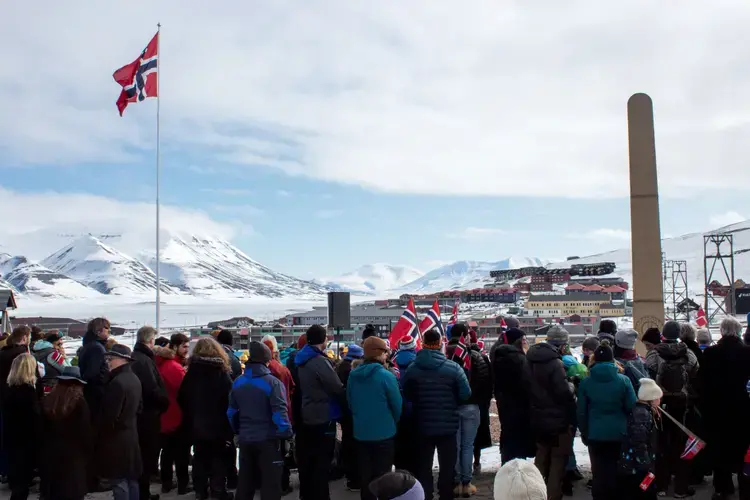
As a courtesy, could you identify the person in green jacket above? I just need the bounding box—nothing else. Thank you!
[577,344,636,500]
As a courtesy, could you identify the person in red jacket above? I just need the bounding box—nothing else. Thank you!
[155,333,190,494]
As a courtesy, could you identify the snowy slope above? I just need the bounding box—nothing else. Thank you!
[140,235,327,299]
[42,236,179,296]
[0,255,101,299]
[318,264,424,294]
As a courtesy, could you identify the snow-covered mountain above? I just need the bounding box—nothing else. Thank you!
[0,255,101,299]
[42,236,179,297]
[318,264,424,294]
[140,235,326,299]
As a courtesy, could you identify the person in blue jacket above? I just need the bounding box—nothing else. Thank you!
[228,341,292,500]
[347,336,402,500]
[577,344,636,500]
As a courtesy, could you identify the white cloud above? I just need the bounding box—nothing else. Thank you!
[567,229,632,241]
[3,2,750,196]
[0,186,238,260]
[276,190,292,197]
[448,227,506,240]
[314,209,344,219]
[201,188,253,196]
[210,204,264,217]
[709,211,746,228]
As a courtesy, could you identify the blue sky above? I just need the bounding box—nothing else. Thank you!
[1,1,749,279]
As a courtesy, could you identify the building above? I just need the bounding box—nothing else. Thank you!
[207,316,255,329]
[9,316,126,338]
[525,293,610,318]
[568,277,629,289]
[599,303,626,318]
[289,304,407,328]
[400,288,519,306]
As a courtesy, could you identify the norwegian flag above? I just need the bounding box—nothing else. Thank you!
[388,298,419,350]
[477,334,487,352]
[114,32,159,116]
[681,435,706,460]
[449,300,459,325]
[419,300,445,338]
[500,317,509,343]
[453,333,471,370]
[696,307,708,328]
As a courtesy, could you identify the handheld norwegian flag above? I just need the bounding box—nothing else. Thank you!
[681,435,706,460]
[449,300,459,325]
[477,334,486,352]
[696,307,708,328]
[114,32,159,116]
[419,300,445,338]
[453,333,471,370]
[388,298,418,350]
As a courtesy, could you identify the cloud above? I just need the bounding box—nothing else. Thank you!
[276,190,292,197]
[448,227,506,240]
[3,2,750,197]
[0,186,238,260]
[709,211,746,228]
[314,209,344,219]
[567,228,632,241]
[201,188,253,196]
[210,204,264,217]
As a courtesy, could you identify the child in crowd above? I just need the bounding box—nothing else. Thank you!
[369,470,424,500]
[493,459,547,500]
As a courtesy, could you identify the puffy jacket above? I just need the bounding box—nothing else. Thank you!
[295,345,344,425]
[78,333,109,412]
[267,359,294,425]
[221,344,242,380]
[645,341,699,400]
[467,348,493,406]
[619,402,658,475]
[577,361,636,443]
[228,363,292,443]
[402,349,471,437]
[493,343,536,458]
[130,342,169,438]
[527,342,576,436]
[347,361,402,441]
[178,356,234,443]
[615,351,649,394]
[155,346,185,434]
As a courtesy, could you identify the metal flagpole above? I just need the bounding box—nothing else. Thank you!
[155,22,161,332]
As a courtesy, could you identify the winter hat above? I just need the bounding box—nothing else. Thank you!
[638,378,663,402]
[45,333,62,344]
[261,334,279,353]
[248,341,272,364]
[216,330,234,347]
[546,325,569,347]
[363,336,389,360]
[469,330,478,344]
[57,366,86,384]
[599,319,618,336]
[581,336,600,352]
[306,325,327,345]
[615,328,638,351]
[696,328,712,346]
[493,459,547,500]
[504,328,525,346]
[642,327,662,345]
[297,334,307,349]
[662,320,681,341]
[361,324,377,341]
[398,335,417,351]
[105,344,133,361]
[504,316,521,329]
[345,344,364,360]
[593,344,614,363]
[423,329,443,350]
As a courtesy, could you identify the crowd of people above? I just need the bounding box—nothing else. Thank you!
[0,313,747,500]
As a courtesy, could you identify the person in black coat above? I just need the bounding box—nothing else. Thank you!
[96,346,143,500]
[467,336,493,472]
[215,331,241,490]
[2,353,41,500]
[0,326,32,403]
[492,328,535,465]
[40,367,93,500]
[336,344,364,491]
[178,338,234,500]
[130,327,170,500]
[77,317,112,419]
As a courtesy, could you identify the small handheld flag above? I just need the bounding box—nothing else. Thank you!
[419,300,445,338]
[453,333,471,370]
[680,436,706,460]
[388,298,418,350]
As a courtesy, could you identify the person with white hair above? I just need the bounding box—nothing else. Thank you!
[700,316,750,499]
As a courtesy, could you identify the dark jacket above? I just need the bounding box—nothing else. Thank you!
[95,364,143,480]
[287,352,302,429]
[222,344,243,381]
[35,343,66,393]
[577,361,636,443]
[467,348,493,406]
[614,348,650,394]
[402,349,471,437]
[78,333,109,413]
[347,361,402,441]
[527,342,576,437]
[131,342,169,439]
[178,356,234,443]
[40,397,93,500]
[228,363,292,444]
[2,383,41,449]
[493,343,535,458]
[336,358,355,421]
[619,402,659,475]
[294,345,344,425]
[682,338,703,367]
[646,341,699,403]
[0,344,29,403]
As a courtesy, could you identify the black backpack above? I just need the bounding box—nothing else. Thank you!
[656,356,688,398]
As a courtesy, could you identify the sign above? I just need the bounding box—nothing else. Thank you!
[735,288,750,315]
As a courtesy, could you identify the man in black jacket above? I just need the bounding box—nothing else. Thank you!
[78,317,112,419]
[216,330,242,489]
[0,325,31,403]
[131,326,170,500]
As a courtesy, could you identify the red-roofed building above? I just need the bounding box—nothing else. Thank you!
[565,283,585,293]
[602,285,627,300]
[582,284,605,293]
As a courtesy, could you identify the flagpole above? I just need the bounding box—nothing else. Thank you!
[155,22,161,332]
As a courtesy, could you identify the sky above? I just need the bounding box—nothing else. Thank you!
[1,0,749,280]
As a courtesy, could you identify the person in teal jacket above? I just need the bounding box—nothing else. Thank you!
[347,336,402,500]
[577,344,636,500]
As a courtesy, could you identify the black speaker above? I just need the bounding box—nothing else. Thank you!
[328,292,351,329]
[735,288,750,315]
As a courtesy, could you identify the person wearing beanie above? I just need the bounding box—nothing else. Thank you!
[577,343,636,500]
[401,329,470,500]
[362,324,377,342]
[216,330,242,381]
[493,459,547,500]
[525,325,577,500]
[641,328,661,350]
[393,337,418,476]
[618,378,662,500]
[347,337,402,500]
[581,336,600,367]
[294,325,344,500]
[468,331,494,476]
[491,328,535,465]
[597,319,618,344]
[337,342,365,491]
[613,328,648,393]
[369,470,424,500]
[700,316,750,499]
[228,341,292,500]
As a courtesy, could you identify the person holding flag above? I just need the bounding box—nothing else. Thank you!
[388,299,419,350]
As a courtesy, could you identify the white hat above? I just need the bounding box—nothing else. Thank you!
[494,459,547,500]
[637,378,663,402]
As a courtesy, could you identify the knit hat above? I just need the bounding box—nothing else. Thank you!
[261,334,279,353]
[546,325,569,347]
[581,336,600,352]
[638,378,663,402]
[504,328,525,346]
[398,335,417,351]
[306,325,327,345]
[494,459,547,500]
[56,366,86,384]
[423,329,443,350]
[105,344,133,361]
[642,327,662,345]
[248,341,272,364]
[361,324,377,341]
[594,344,614,363]
[363,336,389,360]
[615,328,638,350]
[599,319,618,336]
[345,344,364,360]
[505,316,521,329]
[662,320,681,341]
